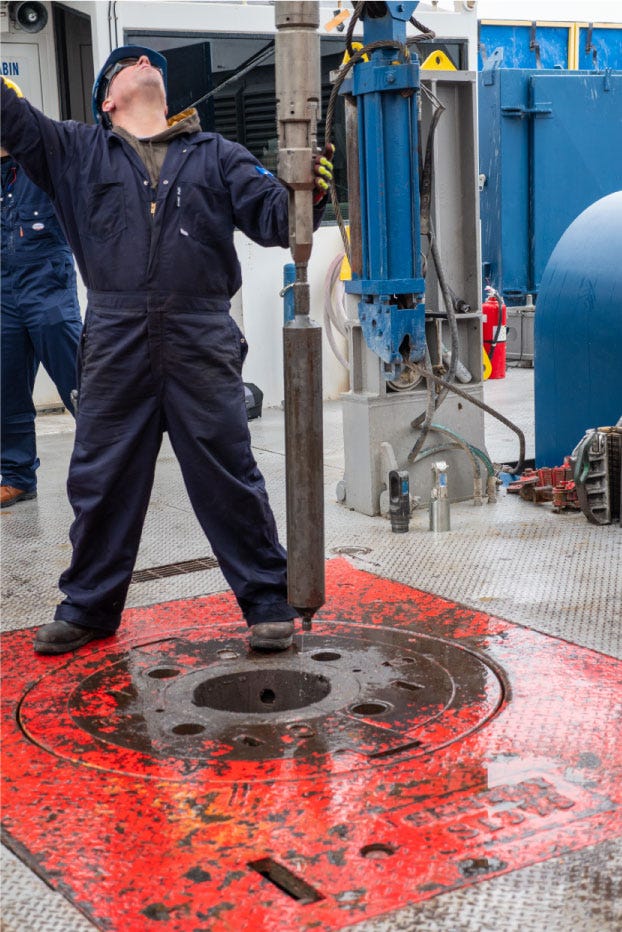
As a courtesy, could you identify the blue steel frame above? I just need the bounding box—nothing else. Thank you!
[342,2,426,377]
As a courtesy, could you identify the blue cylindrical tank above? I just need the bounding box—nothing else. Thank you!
[535,191,622,466]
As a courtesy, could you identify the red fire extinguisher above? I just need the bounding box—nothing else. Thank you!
[482,288,507,379]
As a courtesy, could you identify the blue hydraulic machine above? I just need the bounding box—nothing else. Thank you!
[335,2,488,516]
[341,1,426,379]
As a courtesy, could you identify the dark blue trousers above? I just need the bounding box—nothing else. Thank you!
[1,254,82,492]
[54,292,295,631]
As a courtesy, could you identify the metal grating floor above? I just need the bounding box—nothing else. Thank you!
[1,367,621,931]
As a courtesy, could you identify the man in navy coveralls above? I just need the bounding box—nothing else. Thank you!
[1,48,332,654]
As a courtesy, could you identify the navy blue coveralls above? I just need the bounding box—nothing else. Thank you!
[1,155,81,494]
[1,83,323,632]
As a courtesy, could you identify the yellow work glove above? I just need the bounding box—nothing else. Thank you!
[313,143,335,204]
[2,77,24,97]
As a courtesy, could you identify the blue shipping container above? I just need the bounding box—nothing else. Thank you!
[479,62,622,305]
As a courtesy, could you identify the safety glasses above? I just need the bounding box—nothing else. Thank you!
[105,57,164,93]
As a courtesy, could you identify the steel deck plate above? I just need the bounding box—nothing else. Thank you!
[2,559,620,931]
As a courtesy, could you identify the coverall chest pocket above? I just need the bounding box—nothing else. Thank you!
[179,183,233,244]
[17,204,56,228]
[85,182,127,240]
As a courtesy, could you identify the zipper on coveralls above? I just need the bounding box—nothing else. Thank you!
[1,164,18,255]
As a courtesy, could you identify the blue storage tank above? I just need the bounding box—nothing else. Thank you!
[535,191,622,466]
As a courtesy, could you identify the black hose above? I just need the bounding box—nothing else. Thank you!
[406,360,526,474]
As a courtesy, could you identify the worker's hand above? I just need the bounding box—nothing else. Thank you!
[2,77,24,98]
[313,144,335,204]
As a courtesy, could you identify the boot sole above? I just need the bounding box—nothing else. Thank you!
[249,635,293,651]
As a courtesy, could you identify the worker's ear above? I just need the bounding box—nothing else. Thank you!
[101,97,115,117]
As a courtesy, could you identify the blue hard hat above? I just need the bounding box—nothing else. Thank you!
[92,45,168,127]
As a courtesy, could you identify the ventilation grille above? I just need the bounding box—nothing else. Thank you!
[131,557,219,583]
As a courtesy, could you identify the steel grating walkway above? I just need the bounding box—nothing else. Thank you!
[1,368,621,931]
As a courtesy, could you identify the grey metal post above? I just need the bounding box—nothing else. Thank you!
[275,2,325,629]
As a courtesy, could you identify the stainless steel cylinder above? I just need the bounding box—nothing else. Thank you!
[429,461,451,532]
[429,498,451,532]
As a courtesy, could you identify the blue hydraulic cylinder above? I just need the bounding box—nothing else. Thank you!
[342,2,425,377]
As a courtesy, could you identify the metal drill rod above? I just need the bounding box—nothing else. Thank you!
[275,1,320,265]
[283,271,324,630]
[276,2,325,629]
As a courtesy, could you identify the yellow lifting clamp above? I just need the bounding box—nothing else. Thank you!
[421,50,457,71]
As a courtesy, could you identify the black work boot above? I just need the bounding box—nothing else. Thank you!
[34,620,113,655]
[249,621,295,651]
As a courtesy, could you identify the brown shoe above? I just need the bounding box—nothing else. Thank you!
[0,485,37,508]
[34,620,113,655]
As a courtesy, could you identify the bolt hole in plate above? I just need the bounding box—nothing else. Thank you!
[350,701,392,717]
[18,624,506,780]
[171,723,205,736]
[360,843,396,859]
[216,649,239,660]
[286,723,315,736]
[235,734,264,747]
[311,651,342,661]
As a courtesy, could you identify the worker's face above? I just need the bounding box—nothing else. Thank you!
[102,55,166,116]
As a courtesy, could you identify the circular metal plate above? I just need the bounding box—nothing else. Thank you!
[19,620,505,782]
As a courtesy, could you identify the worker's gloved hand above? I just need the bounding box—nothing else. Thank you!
[2,77,24,97]
[313,144,335,204]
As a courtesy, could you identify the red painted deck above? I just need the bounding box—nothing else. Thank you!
[2,559,620,930]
